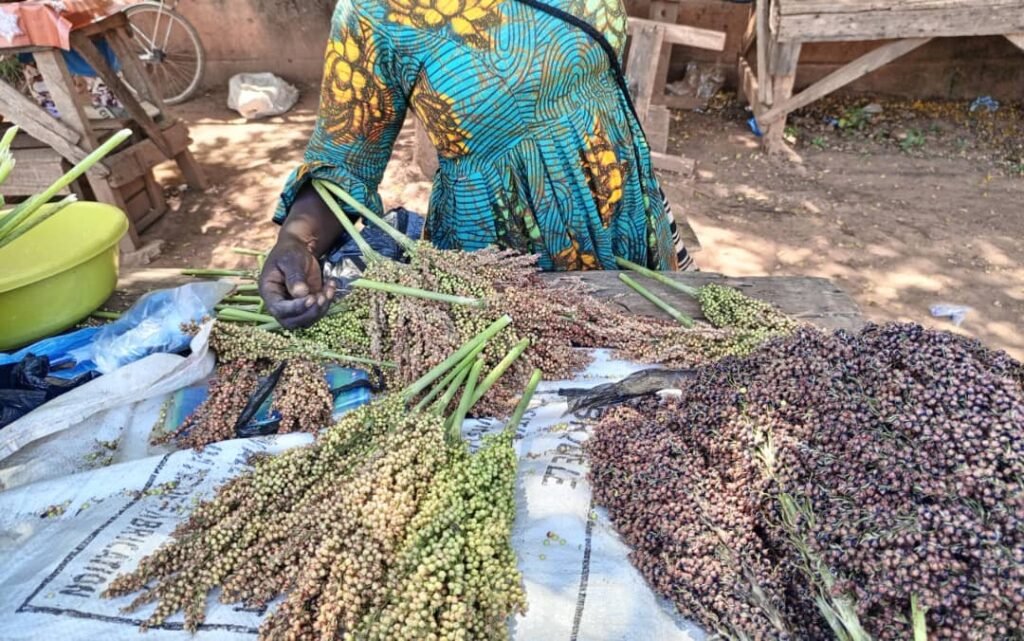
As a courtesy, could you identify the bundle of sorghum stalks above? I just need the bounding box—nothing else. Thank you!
[294,180,803,415]
[588,323,1024,640]
[106,320,541,641]
[154,322,356,449]
[611,258,800,366]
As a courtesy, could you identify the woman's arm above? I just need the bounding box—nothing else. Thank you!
[260,3,410,328]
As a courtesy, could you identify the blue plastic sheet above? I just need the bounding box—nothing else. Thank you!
[0,327,100,380]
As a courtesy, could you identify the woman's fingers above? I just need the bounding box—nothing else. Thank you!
[259,239,334,329]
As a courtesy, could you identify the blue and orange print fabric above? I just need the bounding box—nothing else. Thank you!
[273,0,679,271]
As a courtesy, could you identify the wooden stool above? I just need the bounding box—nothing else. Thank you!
[0,12,206,251]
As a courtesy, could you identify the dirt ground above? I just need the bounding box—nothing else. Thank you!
[146,86,1024,360]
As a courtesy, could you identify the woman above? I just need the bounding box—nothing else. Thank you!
[260,0,694,329]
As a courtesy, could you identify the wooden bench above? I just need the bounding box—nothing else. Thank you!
[739,0,1024,153]
[0,12,207,250]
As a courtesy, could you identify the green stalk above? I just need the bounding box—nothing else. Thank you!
[255,255,266,312]
[316,348,394,369]
[233,283,260,293]
[216,304,261,312]
[401,315,512,401]
[615,256,700,298]
[312,180,381,262]
[504,368,543,434]
[415,341,486,412]
[0,128,132,240]
[619,273,695,328]
[223,295,264,304]
[431,357,475,416]
[0,195,77,250]
[471,338,530,406]
[230,247,266,256]
[217,308,276,323]
[183,268,251,278]
[911,595,928,641]
[91,310,122,320]
[255,321,282,331]
[352,279,484,308]
[1,125,19,151]
[317,180,417,254]
[447,358,485,442]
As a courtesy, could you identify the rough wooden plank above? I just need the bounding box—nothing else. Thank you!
[756,0,771,104]
[1006,32,1024,51]
[627,17,726,51]
[2,148,69,195]
[675,216,702,253]
[113,268,863,332]
[651,152,695,176]
[174,147,208,190]
[758,38,931,126]
[770,41,802,76]
[106,121,192,188]
[742,6,757,55]
[763,71,797,153]
[779,0,1024,16]
[0,82,98,172]
[413,118,439,180]
[70,30,174,159]
[106,28,169,115]
[648,0,680,104]
[777,6,1024,42]
[540,271,864,331]
[626,23,664,126]
[652,94,707,110]
[645,105,670,154]
[737,58,764,117]
[32,50,99,148]
[30,49,131,226]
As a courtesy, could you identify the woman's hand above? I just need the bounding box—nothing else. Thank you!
[259,182,344,329]
[259,234,336,329]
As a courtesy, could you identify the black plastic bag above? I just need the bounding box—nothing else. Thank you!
[0,354,99,429]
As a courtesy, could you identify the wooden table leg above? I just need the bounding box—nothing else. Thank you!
[625,23,665,129]
[69,30,173,158]
[32,50,139,248]
[107,28,206,189]
[106,28,168,115]
[0,80,96,171]
[174,147,208,190]
[762,42,801,154]
[648,0,679,107]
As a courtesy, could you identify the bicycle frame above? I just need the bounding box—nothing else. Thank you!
[125,0,182,60]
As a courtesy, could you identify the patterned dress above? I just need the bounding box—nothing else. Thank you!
[274,0,680,271]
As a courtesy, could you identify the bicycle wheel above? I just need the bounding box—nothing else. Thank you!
[122,3,206,105]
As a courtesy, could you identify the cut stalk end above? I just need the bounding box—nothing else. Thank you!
[618,273,695,328]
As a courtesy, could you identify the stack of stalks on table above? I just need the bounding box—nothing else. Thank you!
[105,319,543,641]
[587,321,1024,640]
[189,180,802,419]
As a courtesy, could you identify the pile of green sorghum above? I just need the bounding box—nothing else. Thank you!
[588,323,1024,640]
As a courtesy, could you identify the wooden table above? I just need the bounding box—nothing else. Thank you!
[739,0,1024,153]
[0,12,207,250]
[112,268,864,332]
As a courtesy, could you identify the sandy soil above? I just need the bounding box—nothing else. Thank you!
[145,87,1024,360]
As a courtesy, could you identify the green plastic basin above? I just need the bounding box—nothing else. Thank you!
[0,202,128,351]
